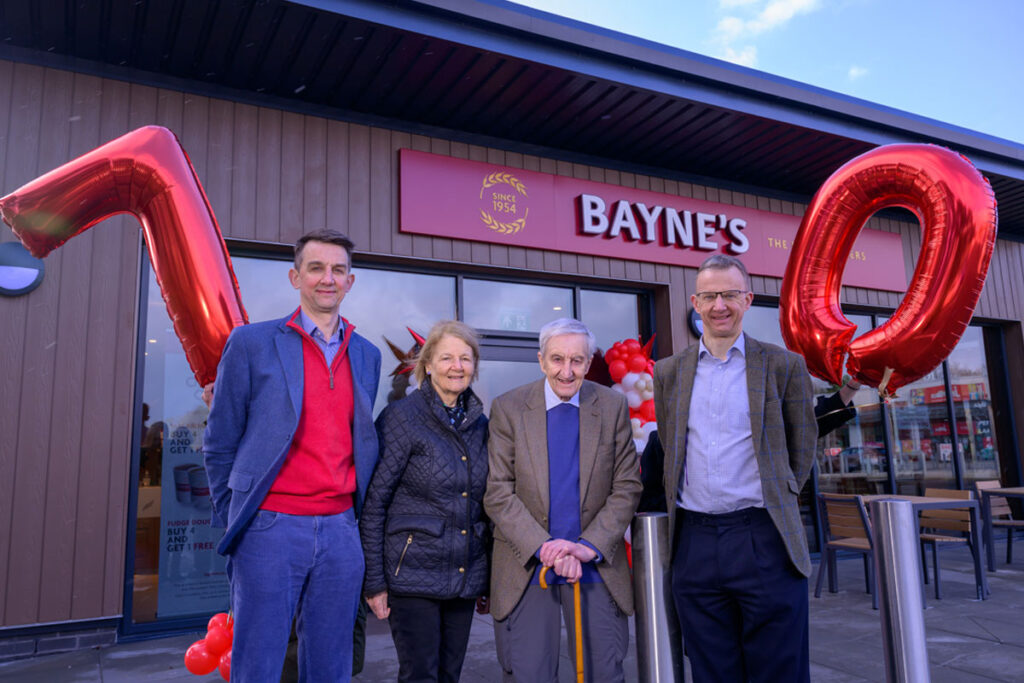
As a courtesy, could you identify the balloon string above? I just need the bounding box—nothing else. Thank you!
[816,399,889,424]
[877,367,894,402]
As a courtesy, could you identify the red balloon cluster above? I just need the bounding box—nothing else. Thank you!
[185,612,233,679]
[604,336,657,438]
[605,338,654,385]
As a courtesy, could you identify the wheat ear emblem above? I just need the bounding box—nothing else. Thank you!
[479,172,528,236]
[479,172,528,197]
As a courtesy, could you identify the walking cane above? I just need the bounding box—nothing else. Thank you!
[539,566,584,683]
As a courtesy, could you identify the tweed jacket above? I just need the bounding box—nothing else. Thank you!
[360,383,490,600]
[484,379,642,621]
[653,335,817,576]
[203,312,381,555]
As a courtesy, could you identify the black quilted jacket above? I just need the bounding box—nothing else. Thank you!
[360,382,490,600]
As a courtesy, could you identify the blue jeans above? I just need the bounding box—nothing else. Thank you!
[227,508,363,683]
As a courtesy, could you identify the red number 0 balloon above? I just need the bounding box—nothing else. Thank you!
[0,125,247,386]
[780,144,997,394]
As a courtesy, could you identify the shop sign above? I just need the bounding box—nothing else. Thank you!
[911,382,989,405]
[399,149,908,291]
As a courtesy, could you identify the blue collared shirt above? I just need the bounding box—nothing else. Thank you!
[298,309,344,366]
[678,333,764,513]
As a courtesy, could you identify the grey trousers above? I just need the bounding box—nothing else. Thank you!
[493,582,628,683]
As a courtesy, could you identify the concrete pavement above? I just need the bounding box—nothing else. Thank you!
[2,540,1023,682]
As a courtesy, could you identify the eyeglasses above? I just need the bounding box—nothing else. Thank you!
[694,289,749,304]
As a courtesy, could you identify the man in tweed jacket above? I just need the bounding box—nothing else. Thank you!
[653,254,817,683]
[485,319,641,682]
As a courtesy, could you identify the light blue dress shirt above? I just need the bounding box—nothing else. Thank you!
[678,333,765,513]
[298,309,344,366]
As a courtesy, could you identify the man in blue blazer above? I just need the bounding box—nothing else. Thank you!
[204,230,381,682]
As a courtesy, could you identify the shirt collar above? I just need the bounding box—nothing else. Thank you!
[543,377,580,410]
[698,332,746,361]
[298,308,343,342]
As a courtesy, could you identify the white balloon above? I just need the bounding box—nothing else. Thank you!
[621,372,640,390]
[612,383,625,394]
[641,421,658,436]
[626,390,643,408]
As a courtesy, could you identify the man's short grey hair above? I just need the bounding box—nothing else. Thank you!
[538,318,597,357]
[697,253,751,290]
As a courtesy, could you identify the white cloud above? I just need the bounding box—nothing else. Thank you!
[711,0,821,67]
[749,0,820,35]
[723,45,758,67]
[848,65,868,80]
[715,16,746,42]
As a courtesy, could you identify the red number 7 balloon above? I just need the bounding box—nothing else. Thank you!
[780,144,997,395]
[0,125,247,386]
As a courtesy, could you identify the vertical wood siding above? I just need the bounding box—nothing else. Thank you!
[1,59,1022,627]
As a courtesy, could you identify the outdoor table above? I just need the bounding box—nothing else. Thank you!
[979,486,1024,572]
[863,494,989,601]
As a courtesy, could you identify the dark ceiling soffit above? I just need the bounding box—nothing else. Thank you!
[291,0,1024,179]
[0,42,815,208]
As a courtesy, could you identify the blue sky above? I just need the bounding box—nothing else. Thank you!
[510,0,1024,145]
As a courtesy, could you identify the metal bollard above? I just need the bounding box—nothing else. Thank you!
[871,499,930,683]
[632,512,684,683]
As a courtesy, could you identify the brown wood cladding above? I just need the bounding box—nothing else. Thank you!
[1,59,1023,627]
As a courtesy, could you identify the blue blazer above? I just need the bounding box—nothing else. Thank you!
[203,312,381,555]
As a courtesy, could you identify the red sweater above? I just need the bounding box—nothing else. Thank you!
[260,314,356,515]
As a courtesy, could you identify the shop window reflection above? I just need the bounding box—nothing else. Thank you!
[133,259,227,624]
[890,366,956,493]
[580,289,639,352]
[342,268,456,413]
[947,327,1000,486]
[463,278,572,332]
[811,314,881,495]
[475,359,544,415]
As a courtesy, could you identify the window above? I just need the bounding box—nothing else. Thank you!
[742,301,1006,554]
[463,278,571,332]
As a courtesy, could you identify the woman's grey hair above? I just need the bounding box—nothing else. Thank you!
[538,318,597,357]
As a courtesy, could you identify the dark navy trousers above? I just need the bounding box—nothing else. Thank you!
[671,507,809,683]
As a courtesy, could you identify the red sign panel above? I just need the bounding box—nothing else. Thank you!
[399,149,908,291]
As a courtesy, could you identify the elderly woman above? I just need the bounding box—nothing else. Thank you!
[360,320,489,683]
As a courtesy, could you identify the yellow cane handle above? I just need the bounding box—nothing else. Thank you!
[539,565,551,590]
